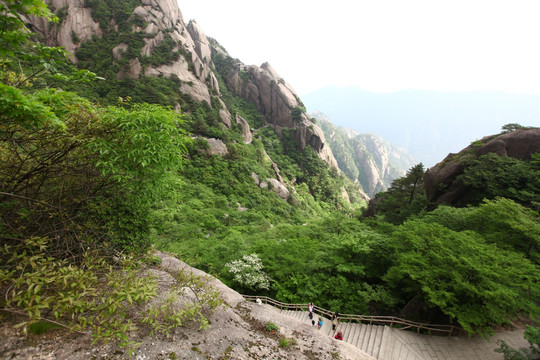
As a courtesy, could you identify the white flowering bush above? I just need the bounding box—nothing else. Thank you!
[225,254,271,290]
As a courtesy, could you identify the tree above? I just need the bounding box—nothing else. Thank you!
[421,198,540,264]
[225,254,271,292]
[369,163,427,224]
[458,153,540,209]
[0,0,55,57]
[501,123,532,133]
[384,220,540,335]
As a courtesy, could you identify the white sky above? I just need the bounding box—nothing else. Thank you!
[178,0,540,96]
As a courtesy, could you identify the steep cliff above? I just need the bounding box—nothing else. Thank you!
[24,0,338,172]
[212,51,339,170]
[315,111,417,197]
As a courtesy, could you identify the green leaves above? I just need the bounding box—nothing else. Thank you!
[0,84,64,129]
[0,0,56,57]
[1,238,222,353]
[458,153,540,209]
[385,219,540,335]
[92,103,187,180]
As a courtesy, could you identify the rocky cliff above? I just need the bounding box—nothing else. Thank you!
[213,54,339,170]
[315,111,417,197]
[424,127,540,205]
[25,0,338,172]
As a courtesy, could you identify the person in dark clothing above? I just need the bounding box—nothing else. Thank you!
[331,312,339,331]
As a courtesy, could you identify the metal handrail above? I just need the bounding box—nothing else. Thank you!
[243,295,465,336]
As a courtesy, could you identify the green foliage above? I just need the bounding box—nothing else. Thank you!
[0,237,223,354]
[384,220,540,335]
[27,321,62,335]
[279,336,294,348]
[0,0,56,57]
[292,106,305,121]
[501,123,532,133]
[142,34,181,67]
[458,153,540,209]
[1,88,189,254]
[421,198,540,265]
[265,321,279,332]
[88,102,189,251]
[0,83,64,128]
[369,163,427,223]
[85,0,142,31]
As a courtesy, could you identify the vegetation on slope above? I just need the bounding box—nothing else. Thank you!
[0,2,538,356]
[0,1,221,353]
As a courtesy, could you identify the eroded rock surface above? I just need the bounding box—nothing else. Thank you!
[0,253,374,360]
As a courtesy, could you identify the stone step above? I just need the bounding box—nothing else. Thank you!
[355,324,367,348]
[277,309,528,360]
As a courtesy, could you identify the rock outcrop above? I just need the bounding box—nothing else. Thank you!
[217,60,339,169]
[201,137,229,157]
[1,252,374,360]
[24,0,101,61]
[24,0,340,188]
[235,114,253,144]
[267,178,290,201]
[27,0,227,119]
[424,128,540,205]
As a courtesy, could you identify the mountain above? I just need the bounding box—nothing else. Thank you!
[25,0,338,168]
[4,2,539,353]
[22,0,355,203]
[314,111,417,197]
[302,85,540,166]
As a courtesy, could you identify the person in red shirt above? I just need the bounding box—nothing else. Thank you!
[334,330,343,340]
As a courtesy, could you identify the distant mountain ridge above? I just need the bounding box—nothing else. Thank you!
[314,111,417,197]
[302,86,540,166]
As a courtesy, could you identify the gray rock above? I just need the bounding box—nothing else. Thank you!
[112,43,128,61]
[0,252,376,359]
[219,60,339,170]
[204,138,228,157]
[235,114,252,144]
[251,172,260,185]
[267,178,290,200]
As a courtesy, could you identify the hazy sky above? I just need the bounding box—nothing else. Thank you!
[178,0,540,96]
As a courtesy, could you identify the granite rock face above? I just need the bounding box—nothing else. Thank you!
[424,128,540,205]
[28,0,222,110]
[235,114,253,144]
[316,112,416,198]
[24,0,101,62]
[218,61,339,169]
[1,252,374,360]
[24,0,340,192]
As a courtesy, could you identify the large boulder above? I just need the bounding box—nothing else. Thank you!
[424,128,540,205]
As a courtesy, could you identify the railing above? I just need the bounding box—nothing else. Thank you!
[243,295,465,336]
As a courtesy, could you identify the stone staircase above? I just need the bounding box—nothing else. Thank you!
[280,310,528,360]
[281,309,386,359]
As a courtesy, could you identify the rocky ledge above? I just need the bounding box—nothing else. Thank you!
[0,252,373,360]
